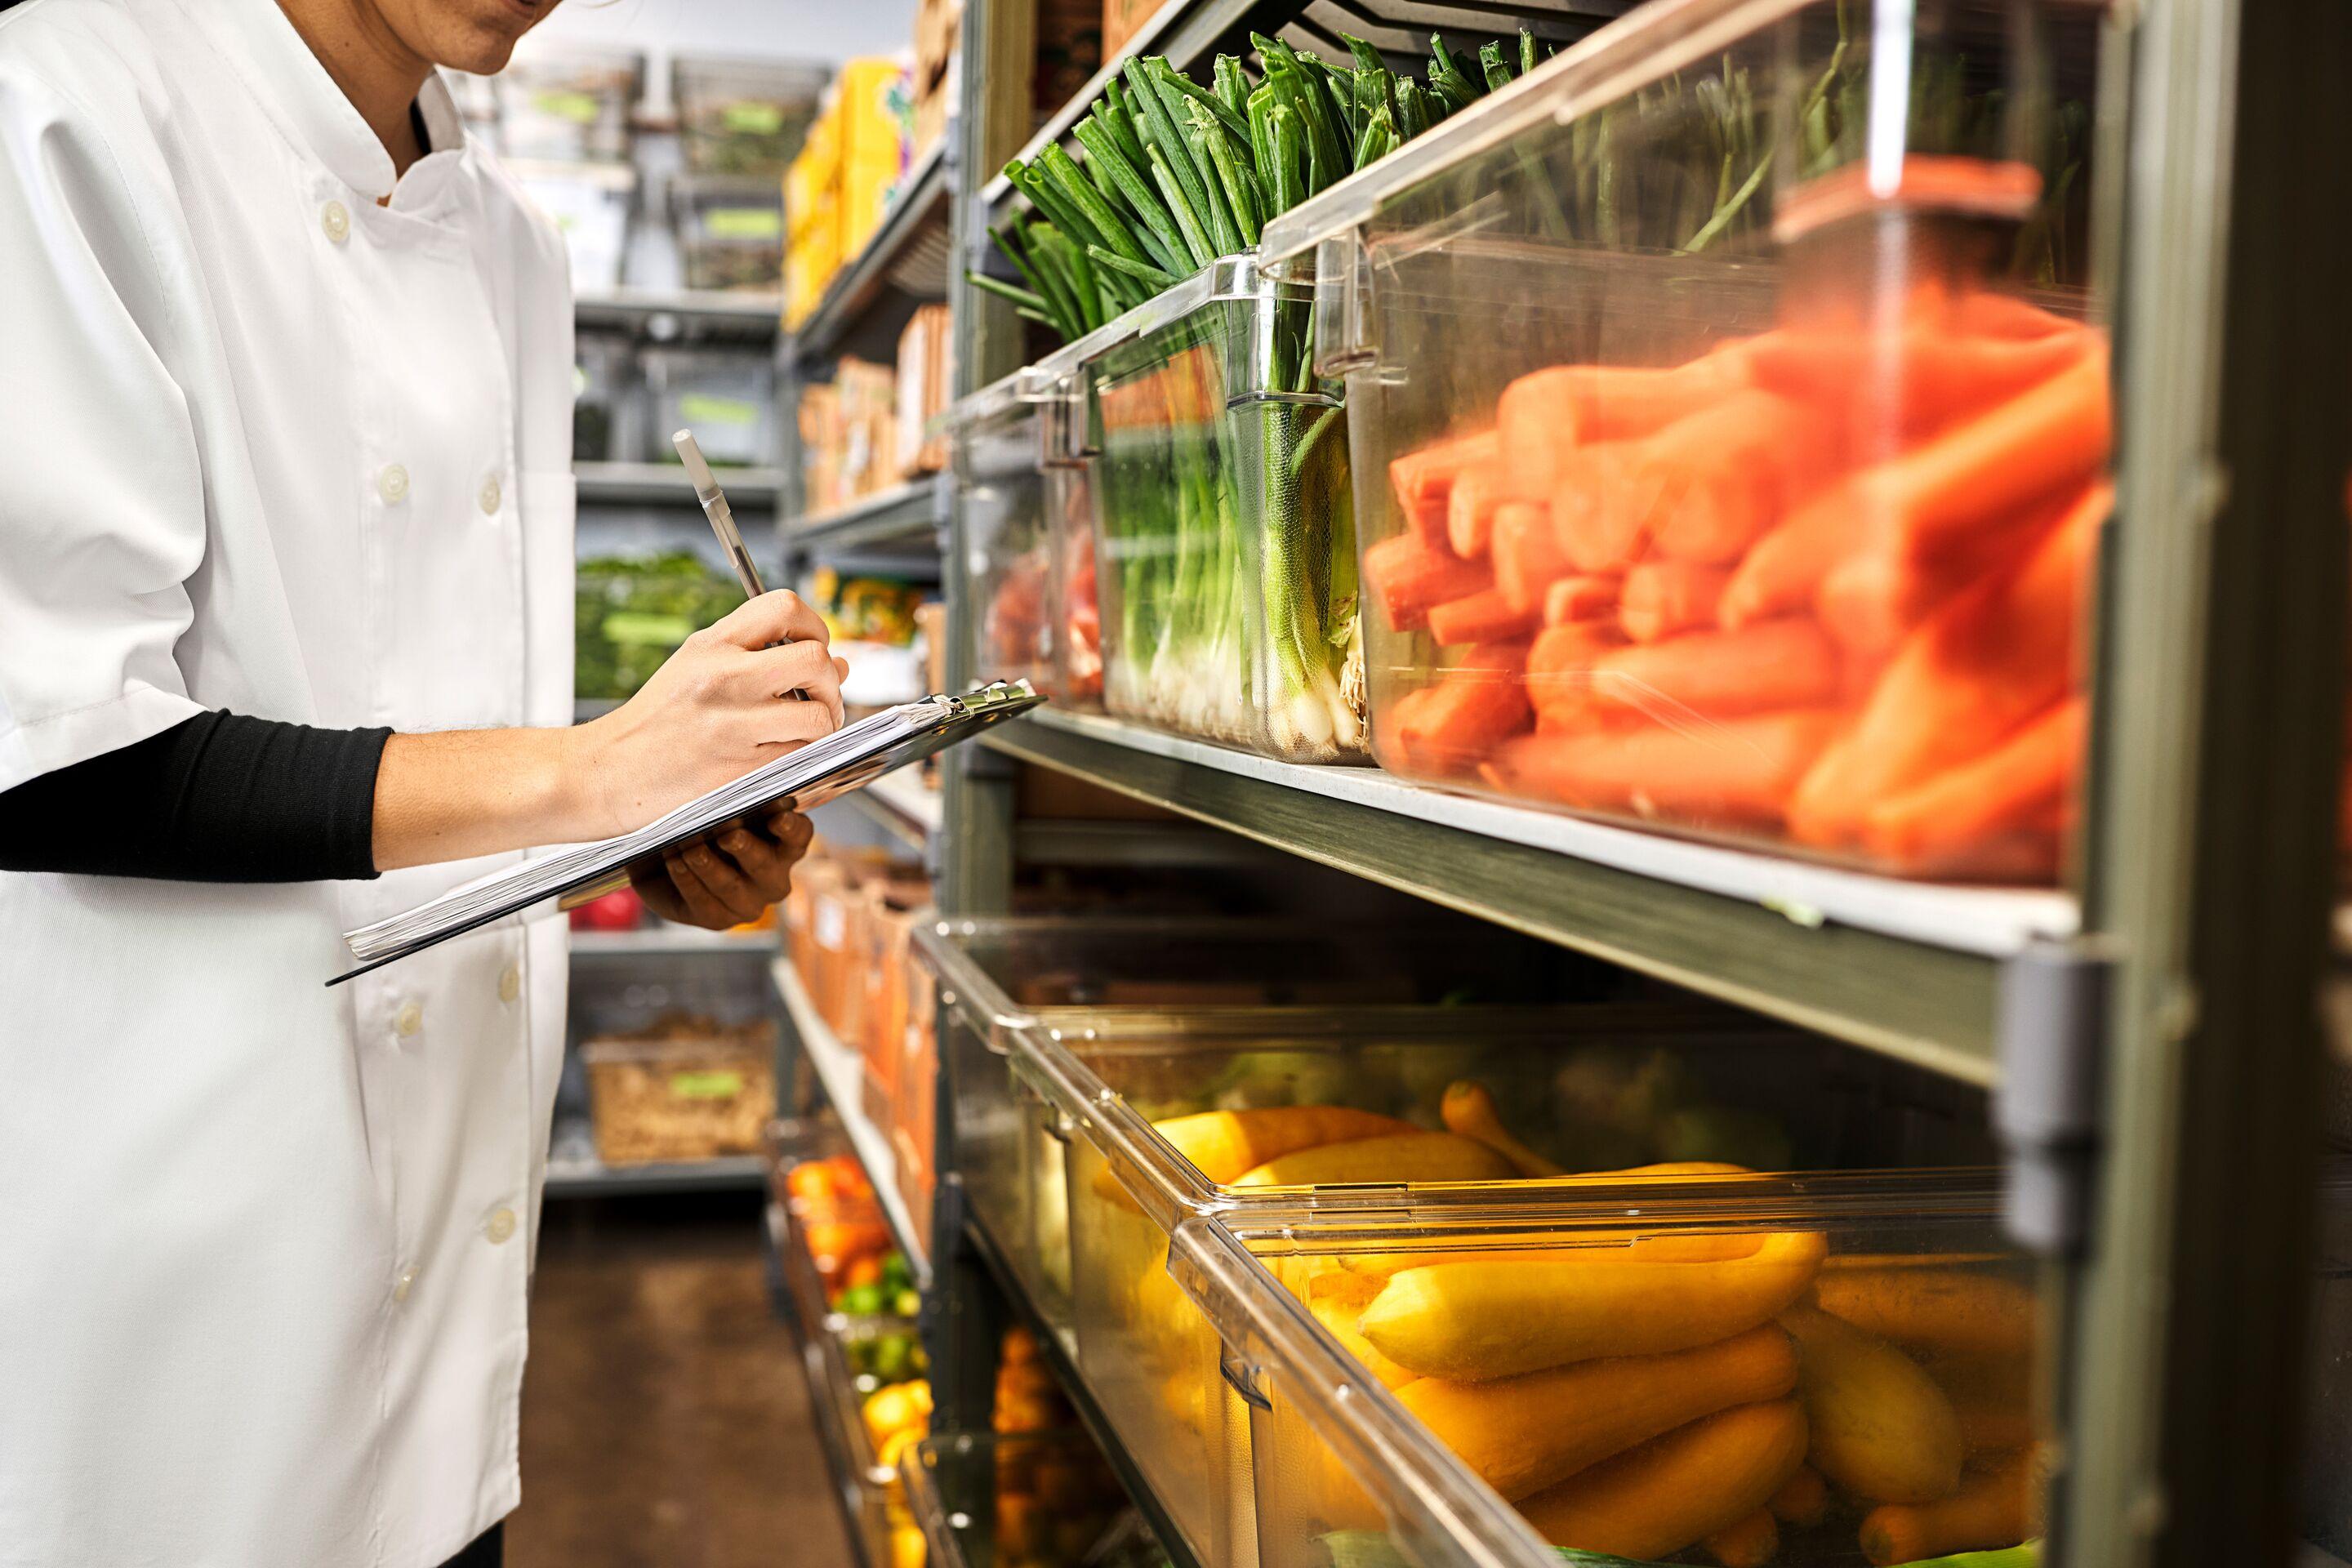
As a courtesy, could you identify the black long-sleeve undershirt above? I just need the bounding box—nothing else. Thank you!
[0,710,390,881]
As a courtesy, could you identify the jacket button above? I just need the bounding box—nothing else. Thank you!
[479,474,502,515]
[485,1207,518,1245]
[378,463,409,504]
[393,999,423,1038]
[393,1267,416,1303]
[498,962,522,1004]
[322,200,350,243]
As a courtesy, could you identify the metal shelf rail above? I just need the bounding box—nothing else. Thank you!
[987,706,2053,1084]
[542,1153,766,1200]
[785,476,942,556]
[775,958,933,1290]
[575,460,784,510]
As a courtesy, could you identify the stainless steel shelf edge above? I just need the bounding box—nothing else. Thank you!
[838,768,945,854]
[568,927,780,960]
[542,1153,767,1198]
[577,460,784,509]
[786,476,942,554]
[791,140,951,367]
[960,1214,1207,1568]
[575,287,782,333]
[987,708,2025,1082]
[776,957,933,1288]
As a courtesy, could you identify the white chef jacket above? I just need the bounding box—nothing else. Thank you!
[0,0,575,1563]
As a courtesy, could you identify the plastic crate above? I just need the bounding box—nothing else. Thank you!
[581,1019,776,1165]
[673,55,826,177]
[495,47,638,163]
[1168,1170,2044,1568]
[1081,256,1365,762]
[1254,0,2104,881]
[643,344,777,468]
[902,1430,1170,1568]
[672,174,787,294]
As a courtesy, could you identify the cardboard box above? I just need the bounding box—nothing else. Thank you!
[1035,0,1102,120]
[1101,0,1169,63]
[893,304,953,479]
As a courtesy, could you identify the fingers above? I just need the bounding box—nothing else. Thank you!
[743,638,846,730]
[764,807,816,853]
[708,589,829,651]
[665,843,766,927]
[715,822,802,904]
[626,860,693,924]
[748,697,840,751]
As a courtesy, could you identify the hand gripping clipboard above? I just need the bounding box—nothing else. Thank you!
[330,681,1043,985]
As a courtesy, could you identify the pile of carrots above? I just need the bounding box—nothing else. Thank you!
[1364,278,2109,880]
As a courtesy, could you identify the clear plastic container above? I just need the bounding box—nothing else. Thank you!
[581,1020,777,1165]
[1167,1170,2044,1568]
[1082,256,1365,762]
[902,1430,1171,1568]
[948,326,1128,705]
[1255,0,2105,880]
[672,174,787,294]
[673,56,826,177]
[572,331,634,462]
[494,48,639,163]
[642,345,776,468]
[911,914,1994,1567]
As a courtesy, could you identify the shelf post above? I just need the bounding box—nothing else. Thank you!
[2056,0,2352,1562]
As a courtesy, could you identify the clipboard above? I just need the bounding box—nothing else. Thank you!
[331,680,1043,984]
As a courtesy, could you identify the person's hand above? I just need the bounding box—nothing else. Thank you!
[564,590,848,840]
[630,806,815,930]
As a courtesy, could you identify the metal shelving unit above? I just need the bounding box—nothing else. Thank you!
[575,459,784,509]
[785,476,942,556]
[543,1153,766,1199]
[568,927,779,960]
[574,286,782,336]
[759,0,2352,1562]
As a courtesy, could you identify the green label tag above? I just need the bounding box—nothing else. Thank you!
[723,102,786,135]
[670,1070,745,1100]
[679,392,758,427]
[603,611,696,648]
[534,89,602,125]
[706,206,783,239]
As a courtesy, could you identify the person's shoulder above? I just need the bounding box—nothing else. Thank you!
[467,141,572,288]
[0,0,176,155]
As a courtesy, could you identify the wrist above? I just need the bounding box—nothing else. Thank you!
[546,719,616,843]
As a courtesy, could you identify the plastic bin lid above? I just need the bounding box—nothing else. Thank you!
[1255,0,1815,269]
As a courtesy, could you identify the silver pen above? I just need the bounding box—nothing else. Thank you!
[673,428,808,703]
[672,429,766,598]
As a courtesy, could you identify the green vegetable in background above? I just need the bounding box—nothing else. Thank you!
[575,551,740,701]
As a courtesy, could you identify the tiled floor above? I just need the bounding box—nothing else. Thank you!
[508,1195,855,1568]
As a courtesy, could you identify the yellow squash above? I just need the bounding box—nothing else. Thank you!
[1516,1400,1810,1558]
[1361,1229,1827,1380]
[1814,1265,2039,1361]
[1309,1294,1420,1391]
[1783,1304,1964,1504]
[1233,1131,1520,1188]
[1395,1323,1798,1502]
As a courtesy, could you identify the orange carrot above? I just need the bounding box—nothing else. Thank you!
[1552,444,1651,574]
[1494,501,1579,613]
[1857,1449,2039,1566]
[1721,349,2111,630]
[1788,482,2109,848]
[1383,642,1531,774]
[1428,588,1544,646]
[1860,698,2085,874]
[1745,324,2094,447]
[1482,710,1845,826]
[1620,562,1733,644]
[1546,574,1622,626]
[1768,1463,1831,1528]
[1450,470,1508,560]
[1953,291,2083,341]
[1637,390,1842,568]
[1815,478,2088,660]
[1499,346,1755,496]
[1704,1508,1779,1568]
[1391,430,1499,507]
[1590,621,1844,724]
[1525,621,1625,731]
[1405,492,1450,549]
[1365,533,1493,633]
